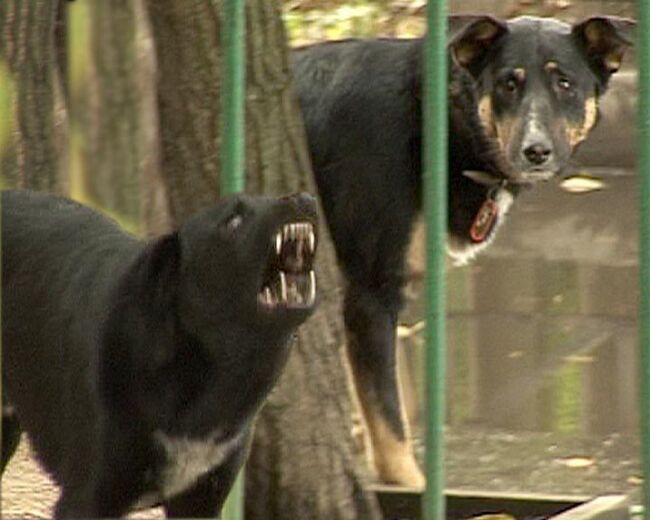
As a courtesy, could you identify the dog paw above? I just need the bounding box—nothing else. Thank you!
[374,449,425,489]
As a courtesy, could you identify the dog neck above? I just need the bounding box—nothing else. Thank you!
[447,170,516,266]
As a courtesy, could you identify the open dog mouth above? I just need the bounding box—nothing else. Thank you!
[258,222,317,310]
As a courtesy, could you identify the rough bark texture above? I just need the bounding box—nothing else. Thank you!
[144,1,381,518]
[0,0,66,191]
[144,0,222,223]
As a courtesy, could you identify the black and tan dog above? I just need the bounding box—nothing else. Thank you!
[1,190,318,518]
[292,15,634,486]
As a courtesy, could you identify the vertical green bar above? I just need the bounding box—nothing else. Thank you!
[639,0,650,515]
[220,0,246,195]
[220,0,245,519]
[423,2,448,520]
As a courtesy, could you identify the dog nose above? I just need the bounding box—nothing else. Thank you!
[523,143,552,165]
[285,192,316,207]
[282,192,318,215]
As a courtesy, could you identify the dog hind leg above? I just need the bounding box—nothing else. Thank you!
[344,287,424,488]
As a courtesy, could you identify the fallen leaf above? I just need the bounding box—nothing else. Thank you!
[558,457,595,468]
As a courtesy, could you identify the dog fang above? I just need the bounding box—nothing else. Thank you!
[275,232,282,255]
[280,271,288,302]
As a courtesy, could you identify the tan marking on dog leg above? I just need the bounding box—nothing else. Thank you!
[344,333,425,488]
[364,404,425,488]
[342,347,372,456]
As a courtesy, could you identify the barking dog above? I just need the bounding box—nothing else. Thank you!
[292,15,634,486]
[1,190,318,518]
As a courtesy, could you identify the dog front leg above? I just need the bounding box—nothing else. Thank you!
[163,441,248,519]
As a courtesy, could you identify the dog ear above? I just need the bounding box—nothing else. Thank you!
[99,233,182,387]
[573,16,636,83]
[141,233,181,313]
[449,15,508,77]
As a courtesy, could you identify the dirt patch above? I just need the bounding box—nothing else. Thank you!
[3,427,641,517]
[1,439,163,519]
[430,426,642,502]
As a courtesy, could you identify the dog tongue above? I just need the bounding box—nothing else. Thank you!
[470,198,498,243]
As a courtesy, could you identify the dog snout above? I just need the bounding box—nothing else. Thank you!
[522,141,552,166]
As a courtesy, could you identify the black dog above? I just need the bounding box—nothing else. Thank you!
[1,190,318,518]
[292,15,633,486]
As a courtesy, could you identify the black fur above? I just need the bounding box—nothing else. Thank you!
[291,15,633,485]
[1,190,318,518]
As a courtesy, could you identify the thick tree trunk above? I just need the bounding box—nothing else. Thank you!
[75,0,140,221]
[0,0,66,191]
[143,0,222,223]
[144,1,381,518]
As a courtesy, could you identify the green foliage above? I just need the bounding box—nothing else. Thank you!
[285,3,384,44]
[0,61,15,163]
[283,0,425,45]
[553,362,583,434]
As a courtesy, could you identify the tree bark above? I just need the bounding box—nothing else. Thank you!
[73,0,142,222]
[0,0,66,191]
[144,1,381,518]
[143,0,222,223]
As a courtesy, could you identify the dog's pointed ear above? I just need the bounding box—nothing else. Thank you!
[573,16,636,83]
[101,233,182,374]
[449,15,508,77]
[142,233,181,312]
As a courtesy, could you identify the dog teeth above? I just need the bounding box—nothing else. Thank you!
[308,229,315,253]
[308,270,316,305]
[280,271,287,302]
[275,232,282,255]
[258,286,275,307]
[260,270,316,309]
[278,222,316,260]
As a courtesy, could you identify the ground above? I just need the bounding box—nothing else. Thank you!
[441,426,641,502]
[2,427,641,518]
[1,440,162,519]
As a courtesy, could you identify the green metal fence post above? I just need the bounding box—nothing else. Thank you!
[639,0,650,515]
[220,0,246,195]
[423,2,448,520]
[220,0,246,519]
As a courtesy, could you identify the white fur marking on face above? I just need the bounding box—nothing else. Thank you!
[447,188,514,266]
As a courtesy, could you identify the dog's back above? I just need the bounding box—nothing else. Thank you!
[2,190,141,480]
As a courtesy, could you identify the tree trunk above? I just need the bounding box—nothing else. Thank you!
[68,0,162,230]
[144,1,381,518]
[81,0,139,220]
[0,0,67,191]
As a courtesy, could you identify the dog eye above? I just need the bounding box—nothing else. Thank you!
[557,77,573,91]
[499,74,521,95]
[504,78,518,92]
[225,214,243,232]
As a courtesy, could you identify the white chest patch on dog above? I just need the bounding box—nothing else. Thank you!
[447,188,514,266]
[135,429,245,509]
